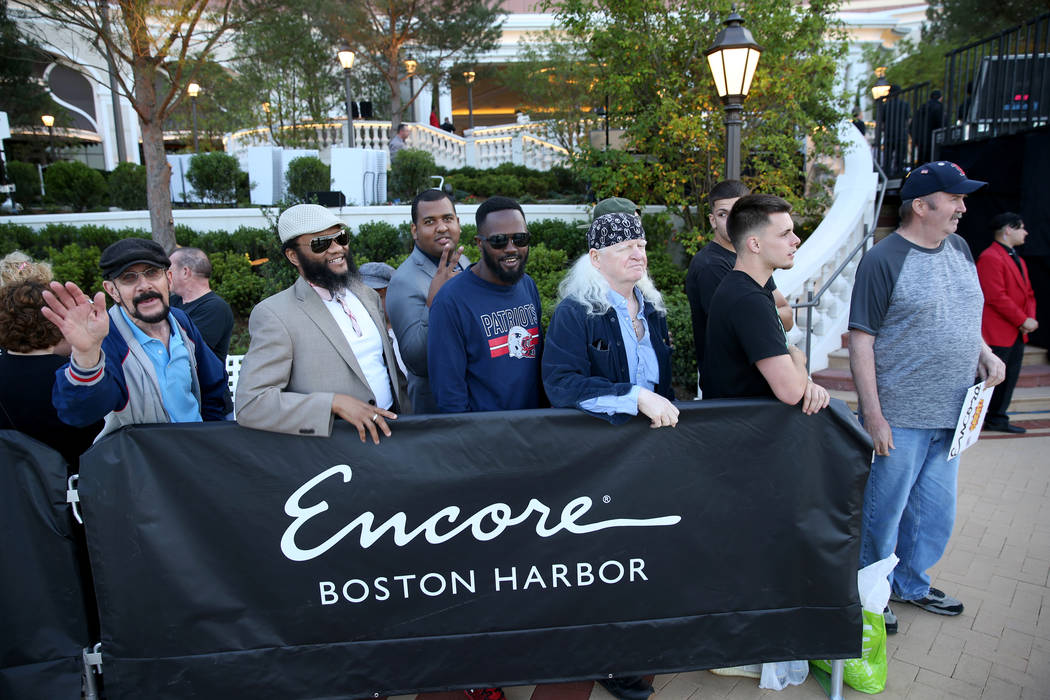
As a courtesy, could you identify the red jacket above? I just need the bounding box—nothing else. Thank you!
[976,241,1037,346]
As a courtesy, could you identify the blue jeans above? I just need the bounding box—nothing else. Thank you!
[859,425,959,600]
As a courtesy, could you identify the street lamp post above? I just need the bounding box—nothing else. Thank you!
[705,9,762,181]
[262,101,277,145]
[187,82,200,152]
[41,114,55,162]
[464,70,476,130]
[870,67,891,101]
[404,56,418,123]
[593,100,610,149]
[338,44,356,147]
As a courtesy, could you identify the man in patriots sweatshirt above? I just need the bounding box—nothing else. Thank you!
[428,196,545,414]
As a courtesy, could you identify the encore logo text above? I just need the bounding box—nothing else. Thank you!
[280,464,682,562]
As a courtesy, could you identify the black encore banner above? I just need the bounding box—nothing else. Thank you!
[77,400,871,700]
[0,431,92,700]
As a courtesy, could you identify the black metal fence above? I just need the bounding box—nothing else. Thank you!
[872,82,935,180]
[940,12,1050,148]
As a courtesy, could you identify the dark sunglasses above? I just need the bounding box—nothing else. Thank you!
[306,230,350,254]
[478,232,530,249]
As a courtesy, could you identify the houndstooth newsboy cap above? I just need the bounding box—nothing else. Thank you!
[277,204,345,244]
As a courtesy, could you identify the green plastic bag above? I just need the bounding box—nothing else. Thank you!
[811,608,888,693]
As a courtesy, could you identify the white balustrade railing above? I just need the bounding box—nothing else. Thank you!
[355,122,394,151]
[407,124,466,169]
[226,119,569,172]
[523,134,569,170]
[474,136,514,169]
[773,122,881,373]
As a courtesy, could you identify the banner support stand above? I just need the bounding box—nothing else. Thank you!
[83,644,103,700]
[829,659,845,700]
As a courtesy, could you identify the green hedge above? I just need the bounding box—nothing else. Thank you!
[445,163,565,201]
[285,157,331,203]
[186,152,246,205]
[43,161,108,212]
[388,149,436,202]
[0,216,697,393]
[108,162,148,210]
[7,161,41,208]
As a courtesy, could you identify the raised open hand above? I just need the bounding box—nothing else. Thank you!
[40,281,109,366]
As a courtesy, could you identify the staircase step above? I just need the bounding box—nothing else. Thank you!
[1017,363,1050,387]
[812,368,854,391]
[817,359,1050,392]
[1023,345,1048,366]
[827,347,850,371]
[873,226,896,243]
[828,383,1050,414]
[828,387,1050,415]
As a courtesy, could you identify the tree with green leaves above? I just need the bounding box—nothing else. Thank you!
[863,0,1048,94]
[230,1,340,147]
[927,0,1047,44]
[163,57,253,151]
[315,0,505,131]
[547,0,847,232]
[13,0,257,251]
[501,33,599,152]
[0,0,59,127]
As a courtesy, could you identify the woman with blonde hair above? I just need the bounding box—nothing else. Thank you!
[0,250,53,287]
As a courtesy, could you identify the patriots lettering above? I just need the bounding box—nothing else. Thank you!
[481,304,539,337]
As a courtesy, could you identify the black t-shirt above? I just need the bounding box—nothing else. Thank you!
[0,352,103,470]
[701,270,788,400]
[685,242,776,384]
[176,291,234,364]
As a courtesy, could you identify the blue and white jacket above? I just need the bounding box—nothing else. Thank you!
[53,305,228,440]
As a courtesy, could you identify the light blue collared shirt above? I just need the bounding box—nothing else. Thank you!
[121,308,201,423]
[579,287,660,416]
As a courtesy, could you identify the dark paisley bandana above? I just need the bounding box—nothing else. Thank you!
[587,212,645,251]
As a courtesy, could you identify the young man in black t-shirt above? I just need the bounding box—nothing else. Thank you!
[685,180,794,392]
[702,194,829,414]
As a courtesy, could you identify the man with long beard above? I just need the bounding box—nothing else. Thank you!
[428,196,544,414]
[235,204,408,442]
[41,238,229,440]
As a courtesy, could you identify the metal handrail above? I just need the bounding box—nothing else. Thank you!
[793,159,888,371]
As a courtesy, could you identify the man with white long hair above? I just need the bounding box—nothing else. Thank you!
[543,210,677,430]
[541,209,674,700]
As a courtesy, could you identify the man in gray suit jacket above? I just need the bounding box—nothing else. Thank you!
[236,204,408,442]
[386,189,468,413]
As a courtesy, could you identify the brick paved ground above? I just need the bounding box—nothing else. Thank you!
[399,416,1050,700]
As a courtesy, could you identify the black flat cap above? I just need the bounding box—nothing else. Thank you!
[100,238,170,280]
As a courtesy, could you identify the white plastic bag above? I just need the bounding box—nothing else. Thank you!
[759,660,808,690]
[858,554,899,613]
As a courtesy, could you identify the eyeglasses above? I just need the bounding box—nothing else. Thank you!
[114,266,166,286]
[306,230,350,254]
[478,232,530,249]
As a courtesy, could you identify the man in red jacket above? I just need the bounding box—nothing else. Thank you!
[976,212,1038,433]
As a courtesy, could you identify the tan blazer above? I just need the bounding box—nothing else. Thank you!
[236,276,409,436]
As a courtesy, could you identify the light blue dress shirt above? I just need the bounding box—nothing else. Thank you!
[579,287,660,416]
[121,308,201,422]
